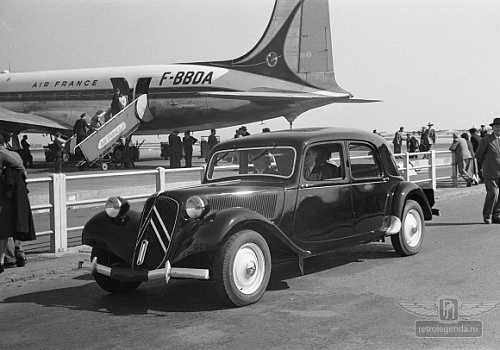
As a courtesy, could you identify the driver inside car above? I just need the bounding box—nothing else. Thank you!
[250,150,278,175]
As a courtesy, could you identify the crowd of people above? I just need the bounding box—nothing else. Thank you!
[388,122,495,188]
[391,122,437,156]
[387,118,500,224]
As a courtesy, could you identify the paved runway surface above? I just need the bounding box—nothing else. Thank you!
[0,185,498,350]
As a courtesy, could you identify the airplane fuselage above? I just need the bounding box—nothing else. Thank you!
[0,0,361,136]
[0,64,335,134]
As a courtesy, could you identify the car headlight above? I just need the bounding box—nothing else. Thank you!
[184,196,209,219]
[105,196,130,218]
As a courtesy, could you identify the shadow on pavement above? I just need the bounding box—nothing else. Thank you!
[3,243,398,314]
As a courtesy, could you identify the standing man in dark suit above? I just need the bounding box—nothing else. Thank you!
[168,130,182,168]
[182,130,198,168]
[73,113,89,144]
[421,122,436,151]
[475,117,500,224]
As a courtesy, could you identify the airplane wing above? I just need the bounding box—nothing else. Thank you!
[197,91,380,103]
[0,107,69,133]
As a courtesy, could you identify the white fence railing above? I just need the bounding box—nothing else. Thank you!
[28,150,459,253]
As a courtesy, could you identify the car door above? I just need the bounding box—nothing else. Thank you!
[347,142,390,235]
[292,142,353,252]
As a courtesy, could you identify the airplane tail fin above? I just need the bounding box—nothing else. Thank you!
[209,0,350,96]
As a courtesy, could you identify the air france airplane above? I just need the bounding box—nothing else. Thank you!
[0,0,373,138]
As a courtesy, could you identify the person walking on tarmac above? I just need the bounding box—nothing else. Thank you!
[168,130,182,168]
[183,130,198,168]
[0,131,35,274]
[73,113,89,144]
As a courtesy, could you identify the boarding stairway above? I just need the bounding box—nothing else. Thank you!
[76,94,153,167]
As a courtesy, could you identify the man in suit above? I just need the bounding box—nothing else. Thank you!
[449,133,474,187]
[475,117,500,224]
[392,126,404,154]
[168,130,183,169]
[73,113,89,144]
[421,122,436,152]
[182,130,198,168]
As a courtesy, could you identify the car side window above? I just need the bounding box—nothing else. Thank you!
[348,143,383,179]
[303,143,344,181]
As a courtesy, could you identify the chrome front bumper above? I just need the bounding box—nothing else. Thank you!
[90,257,210,283]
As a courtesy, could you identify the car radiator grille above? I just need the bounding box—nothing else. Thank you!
[209,194,277,219]
[133,196,179,270]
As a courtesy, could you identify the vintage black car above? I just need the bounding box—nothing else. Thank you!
[82,128,438,307]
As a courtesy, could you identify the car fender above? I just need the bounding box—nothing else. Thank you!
[171,207,310,264]
[385,181,433,220]
[82,210,141,263]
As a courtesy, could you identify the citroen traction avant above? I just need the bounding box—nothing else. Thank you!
[82,128,438,307]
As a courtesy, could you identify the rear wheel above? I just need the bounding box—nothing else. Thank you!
[91,247,142,293]
[213,230,271,307]
[391,200,424,256]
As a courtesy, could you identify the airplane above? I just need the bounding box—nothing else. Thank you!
[0,0,376,146]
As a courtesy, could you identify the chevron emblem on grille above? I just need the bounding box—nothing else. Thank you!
[146,205,171,253]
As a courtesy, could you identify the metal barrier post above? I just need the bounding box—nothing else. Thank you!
[404,152,411,181]
[156,167,166,192]
[429,150,437,190]
[49,173,67,252]
[450,152,458,187]
[200,164,206,181]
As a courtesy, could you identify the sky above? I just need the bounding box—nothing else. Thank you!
[1,0,500,142]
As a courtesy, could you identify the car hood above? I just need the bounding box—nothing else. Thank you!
[161,179,287,222]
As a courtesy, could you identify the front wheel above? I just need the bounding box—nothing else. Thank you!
[91,247,142,293]
[391,200,424,256]
[213,230,271,307]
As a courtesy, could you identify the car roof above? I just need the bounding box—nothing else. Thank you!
[213,127,386,151]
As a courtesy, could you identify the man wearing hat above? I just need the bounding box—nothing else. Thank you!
[475,117,500,224]
[421,122,436,152]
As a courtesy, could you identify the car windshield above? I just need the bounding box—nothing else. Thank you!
[206,146,296,180]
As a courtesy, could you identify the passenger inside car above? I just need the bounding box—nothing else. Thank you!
[304,146,342,181]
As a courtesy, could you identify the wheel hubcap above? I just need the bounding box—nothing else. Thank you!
[404,209,421,247]
[246,261,256,277]
[233,243,265,295]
